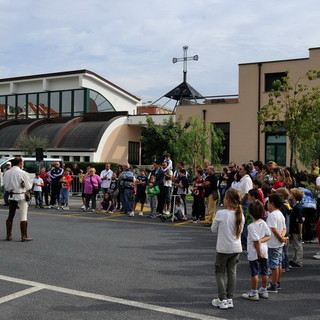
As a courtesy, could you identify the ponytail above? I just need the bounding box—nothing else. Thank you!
[224,188,243,239]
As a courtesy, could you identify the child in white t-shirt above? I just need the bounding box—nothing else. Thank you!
[33,172,44,208]
[242,200,271,301]
[211,188,244,310]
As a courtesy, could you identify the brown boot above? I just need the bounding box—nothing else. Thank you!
[6,220,13,241]
[20,221,32,242]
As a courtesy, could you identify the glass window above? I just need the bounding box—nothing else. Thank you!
[88,89,115,112]
[39,93,49,118]
[74,156,80,162]
[74,90,84,116]
[50,92,60,117]
[0,96,6,120]
[214,123,230,164]
[265,72,287,92]
[61,91,72,116]
[84,156,90,162]
[27,93,38,119]
[17,95,26,119]
[7,95,16,119]
[63,156,70,161]
[128,141,140,165]
[23,161,38,174]
[265,131,286,166]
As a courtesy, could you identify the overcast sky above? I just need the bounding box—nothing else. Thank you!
[1,0,320,108]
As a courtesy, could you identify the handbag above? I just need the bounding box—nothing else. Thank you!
[90,176,100,194]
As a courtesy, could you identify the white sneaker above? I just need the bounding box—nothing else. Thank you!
[313,253,320,260]
[163,211,171,216]
[56,206,61,210]
[48,205,52,209]
[92,209,96,212]
[81,205,85,209]
[227,299,233,308]
[129,211,135,217]
[212,298,228,309]
[242,292,259,301]
[108,211,114,214]
[62,206,69,210]
[258,290,269,299]
[138,212,143,216]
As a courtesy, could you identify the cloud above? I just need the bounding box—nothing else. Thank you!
[0,0,320,104]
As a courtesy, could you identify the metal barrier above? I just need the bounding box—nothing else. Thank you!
[70,175,83,196]
[69,175,103,199]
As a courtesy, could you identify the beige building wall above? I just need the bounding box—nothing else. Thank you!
[176,47,320,167]
[99,125,141,164]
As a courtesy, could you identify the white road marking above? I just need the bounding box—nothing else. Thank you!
[0,287,43,304]
[0,275,226,320]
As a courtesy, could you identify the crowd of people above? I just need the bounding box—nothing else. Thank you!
[210,159,320,310]
[1,155,319,313]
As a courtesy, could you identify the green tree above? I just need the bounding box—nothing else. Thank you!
[173,116,224,170]
[16,134,49,157]
[139,116,182,164]
[139,116,224,168]
[296,71,320,166]
[258,70,320,168]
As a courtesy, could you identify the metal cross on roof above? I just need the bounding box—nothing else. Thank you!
[172,46,198,83]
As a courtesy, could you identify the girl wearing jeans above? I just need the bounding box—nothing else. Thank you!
[211,188,244,310]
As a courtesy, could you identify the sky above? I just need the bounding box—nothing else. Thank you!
[1,0,320,108]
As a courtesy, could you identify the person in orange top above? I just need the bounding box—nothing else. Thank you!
[57,168,73,210]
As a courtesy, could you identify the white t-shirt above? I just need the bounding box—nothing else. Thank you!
[316,176,320,199]
[247,219,271,261]
[163,168,173,187]
[238,174,253,198]
[211,209,244,254]
[266,209,286,248]
[33,177,44,192]
[100,169,113,189]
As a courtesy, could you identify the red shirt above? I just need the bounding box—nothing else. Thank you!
[272,181,284,191]
[60,174,72,189]
[193,177,205,198]
[40,172,49,187]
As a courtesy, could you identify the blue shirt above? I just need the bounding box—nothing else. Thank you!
[136,176,148,193]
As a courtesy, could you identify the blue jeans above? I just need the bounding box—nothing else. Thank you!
[59,188,70,205]
[122,188,133,213]
[149,196,157,217]
[34,191,43,206]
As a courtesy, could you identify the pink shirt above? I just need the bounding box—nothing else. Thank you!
[84,174,102,194]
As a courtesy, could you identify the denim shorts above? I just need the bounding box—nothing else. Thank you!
[268,247,283,269]
[249,258,268,276]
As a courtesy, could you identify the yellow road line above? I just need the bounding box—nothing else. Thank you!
[26,210,209,229]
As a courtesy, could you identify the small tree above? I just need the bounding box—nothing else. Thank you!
[173,116,224,170]
[16,134,49,157]
[258,70,320,169]
[139,116,182,164]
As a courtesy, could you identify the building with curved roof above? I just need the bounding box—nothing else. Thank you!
[0,69,173,164]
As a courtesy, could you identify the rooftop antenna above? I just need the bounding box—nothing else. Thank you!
[172,45,199,83]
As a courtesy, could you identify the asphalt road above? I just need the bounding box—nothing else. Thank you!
[0,197,319,320]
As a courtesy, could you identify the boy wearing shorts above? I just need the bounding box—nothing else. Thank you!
[266,193,288,293]
[133,169,148,216]
[242,200,271,301]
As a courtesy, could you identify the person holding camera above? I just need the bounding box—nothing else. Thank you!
[3,157,33,242]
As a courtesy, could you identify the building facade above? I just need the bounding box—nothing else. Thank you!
[176,47,320,167]
[0,69,172,164]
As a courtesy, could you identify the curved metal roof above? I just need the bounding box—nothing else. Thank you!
[59,121,107,150]
[0,124,30,148]
[31,123,66,146]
